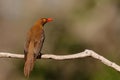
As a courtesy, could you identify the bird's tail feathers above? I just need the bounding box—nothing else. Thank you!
[24,42,35,78]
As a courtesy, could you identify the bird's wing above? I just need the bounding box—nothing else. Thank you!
[33,31,45,57]
[24,32,31,60]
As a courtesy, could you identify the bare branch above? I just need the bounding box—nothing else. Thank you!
[0,49,120,72]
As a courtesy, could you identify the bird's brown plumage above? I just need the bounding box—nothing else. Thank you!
[24,18,52,77]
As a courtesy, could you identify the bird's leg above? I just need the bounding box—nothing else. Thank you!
[36,53,42,59]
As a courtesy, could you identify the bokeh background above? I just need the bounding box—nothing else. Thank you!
[0,0,120,80]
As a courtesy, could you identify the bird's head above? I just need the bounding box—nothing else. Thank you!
[40,18,53,26]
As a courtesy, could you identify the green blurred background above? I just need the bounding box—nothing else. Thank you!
[0,0,120,80]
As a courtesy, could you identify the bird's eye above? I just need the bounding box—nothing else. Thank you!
[43,19,46,22]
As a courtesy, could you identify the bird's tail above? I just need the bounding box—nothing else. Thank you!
[24,42,35,78]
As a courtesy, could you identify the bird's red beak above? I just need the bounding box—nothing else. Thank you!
[47,18,53,22]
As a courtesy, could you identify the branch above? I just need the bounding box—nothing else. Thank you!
[0,49,120,72]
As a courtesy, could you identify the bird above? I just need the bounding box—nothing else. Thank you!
[24,18,53,77]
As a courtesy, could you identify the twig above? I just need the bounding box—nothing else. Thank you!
[0,49,120,72]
